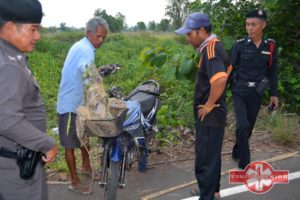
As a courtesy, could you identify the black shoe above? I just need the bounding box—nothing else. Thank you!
[231,144,239,163]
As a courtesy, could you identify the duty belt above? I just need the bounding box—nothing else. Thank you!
[237,81,257,88]
[0,146,18,159]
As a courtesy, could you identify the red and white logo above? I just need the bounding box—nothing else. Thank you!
[229,161,289,194]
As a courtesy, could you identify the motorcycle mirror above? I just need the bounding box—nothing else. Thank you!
[98,64,121,77]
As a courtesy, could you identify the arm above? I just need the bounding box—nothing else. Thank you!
[42,144,58,164]
[228,42,239,89]
[198,77,227,121]
[0,66,55,153]
[268,41,279,109]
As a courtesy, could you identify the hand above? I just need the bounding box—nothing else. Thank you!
[42,144,58,164]
[197,103,220,121]
[269,96,279,110]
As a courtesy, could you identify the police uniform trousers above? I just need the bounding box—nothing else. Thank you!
[232,84,262,169]
[195,121,224,200]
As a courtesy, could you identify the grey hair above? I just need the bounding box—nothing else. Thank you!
[85,16,109,33]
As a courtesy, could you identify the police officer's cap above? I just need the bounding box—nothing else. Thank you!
[246,9,267,21]
[0,0,43,24]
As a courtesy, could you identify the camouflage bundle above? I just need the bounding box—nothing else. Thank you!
[76,64,127,145]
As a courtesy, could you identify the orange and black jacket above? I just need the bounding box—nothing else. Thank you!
[194,39,230,127]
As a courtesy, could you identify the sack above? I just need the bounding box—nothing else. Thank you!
[16,147,42,179]
[256,77,270,96]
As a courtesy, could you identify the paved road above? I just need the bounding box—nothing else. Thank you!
[182,156,300,200]
[48,149,300,200]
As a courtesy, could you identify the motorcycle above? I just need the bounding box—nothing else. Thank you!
[97,64,160,200]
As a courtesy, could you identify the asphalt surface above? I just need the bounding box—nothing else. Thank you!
[48,148,300,200]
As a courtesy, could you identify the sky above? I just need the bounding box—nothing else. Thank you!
[40,0,169,28]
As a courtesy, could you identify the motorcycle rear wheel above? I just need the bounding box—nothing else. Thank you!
[104,160,119,200]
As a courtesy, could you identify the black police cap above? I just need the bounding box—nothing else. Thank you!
[246,9,267,21]
[0,0,43,24]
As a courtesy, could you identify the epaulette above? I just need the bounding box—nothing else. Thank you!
[236,38,246,43]
[267,38,276,44]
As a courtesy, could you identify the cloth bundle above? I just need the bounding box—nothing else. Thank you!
[76,64,128,144]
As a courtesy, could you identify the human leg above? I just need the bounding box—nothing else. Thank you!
[194,123,224,200]
[246,89,262,138]
[58,113,91,193]
[64,148,80,185]
[80,145,93,175]
[233,93,250,169]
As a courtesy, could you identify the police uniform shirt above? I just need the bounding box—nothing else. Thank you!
[194,39,229,127]
[0,38,55,151]
[230,38,278,96]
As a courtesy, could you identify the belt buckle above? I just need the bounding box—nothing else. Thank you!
[248,82,256,87]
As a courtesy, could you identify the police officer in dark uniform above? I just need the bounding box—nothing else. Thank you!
[230,9,279,169]
[0,0,58,199]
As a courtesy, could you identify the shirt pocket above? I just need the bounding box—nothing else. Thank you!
[241,50,255,60]
[261,51,270,66]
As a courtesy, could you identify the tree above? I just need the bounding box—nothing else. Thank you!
[189,0,258,36]
[188,0,258,50]
[59,22,69,32]
[165,0,190,29]
[94,9,126,32]
[148,21,156,31]
[137,21,147,31]
[157,19,170,32]
[114,12,126,32]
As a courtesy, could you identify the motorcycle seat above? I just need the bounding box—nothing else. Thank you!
[126,84,158,115]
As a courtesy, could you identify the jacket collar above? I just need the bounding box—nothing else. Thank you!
[0,38,27,63]
[198,34,217,53]
[0,38,39,88]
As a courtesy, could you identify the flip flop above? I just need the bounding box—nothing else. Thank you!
[68,183,92,195]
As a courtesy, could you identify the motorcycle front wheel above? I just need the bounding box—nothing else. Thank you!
[104,160,119,200]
